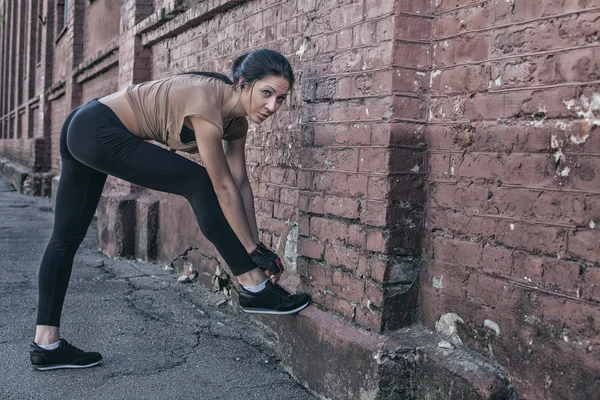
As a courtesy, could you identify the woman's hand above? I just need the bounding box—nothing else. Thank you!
[249,242,284,283]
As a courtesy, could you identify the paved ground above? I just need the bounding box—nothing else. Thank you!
[0,178,316,400]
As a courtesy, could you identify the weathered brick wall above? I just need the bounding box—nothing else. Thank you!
[147,0,308,291]
[2,1,598,397]
[140,0,425,332]
[49,96,66,172]
[83,0,120,61]
[421,0,600,398]
[81,67,119,103]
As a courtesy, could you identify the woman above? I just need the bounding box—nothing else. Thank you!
[30,49,311,371]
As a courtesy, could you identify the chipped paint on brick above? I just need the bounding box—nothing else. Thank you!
[435,313,464,345]
[484,319,501,336]
[432,275,444,289]
[553,148,564,163]
[550,134,562,149]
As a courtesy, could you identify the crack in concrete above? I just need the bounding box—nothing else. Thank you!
[169,246,201,266]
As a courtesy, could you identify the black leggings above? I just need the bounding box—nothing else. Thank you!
[37,99,255,327]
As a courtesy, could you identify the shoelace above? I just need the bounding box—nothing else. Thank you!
[60,340,83,352]
[267,282,292,297]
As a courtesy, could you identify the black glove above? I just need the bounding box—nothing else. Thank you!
[249,242,284,275]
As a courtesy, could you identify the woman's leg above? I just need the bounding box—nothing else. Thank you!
[36,106,107,338]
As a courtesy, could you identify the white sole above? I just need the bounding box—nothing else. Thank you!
[34,361,101,371]
[242,301,310,315]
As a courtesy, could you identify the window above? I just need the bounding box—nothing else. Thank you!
[56,0,68,37]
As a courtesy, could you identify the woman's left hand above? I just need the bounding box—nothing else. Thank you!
[249,242,285,283]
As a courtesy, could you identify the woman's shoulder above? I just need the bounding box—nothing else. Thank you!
[170,74,227,104]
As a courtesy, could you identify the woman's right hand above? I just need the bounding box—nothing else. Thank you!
[249,242,284,283]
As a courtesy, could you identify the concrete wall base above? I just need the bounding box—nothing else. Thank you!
[96,190,159,261]
[247,306,515,400]
[0,157,54,197]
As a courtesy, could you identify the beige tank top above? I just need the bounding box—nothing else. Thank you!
[124,74,248,153]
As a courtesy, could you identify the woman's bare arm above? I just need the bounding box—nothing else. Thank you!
[191,117,257,253]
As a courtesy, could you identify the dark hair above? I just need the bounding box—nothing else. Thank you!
[232,49,294,88]
[182,49,294,89]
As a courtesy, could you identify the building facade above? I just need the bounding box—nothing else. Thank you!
[1,0,599,398]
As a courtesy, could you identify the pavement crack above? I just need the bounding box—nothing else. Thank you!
[169,246,200,267]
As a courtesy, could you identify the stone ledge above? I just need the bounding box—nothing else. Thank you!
[96,191,159,261]
[0,157,29,192]
[245,306,514,400]
[0,157,53,197]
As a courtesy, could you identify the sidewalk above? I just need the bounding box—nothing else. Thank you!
[0,178,316,400]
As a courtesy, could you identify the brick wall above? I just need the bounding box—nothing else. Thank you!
[80,63,119,103]
[83,0,120,61]
[421,1,600,398]
[48,96,66,172]
[1,1,598,398]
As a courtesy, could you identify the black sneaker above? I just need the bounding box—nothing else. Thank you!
[239,281,311,315]
[30,339,102,371]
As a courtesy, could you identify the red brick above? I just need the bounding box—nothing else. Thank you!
[368,254,388,283]
[464,93,505,120]
[310,216,349,243]
[325,243,360,270]
[434,238,483,268]
[365,280,384,308]
[367,229,388,253]
[348,173,368,197]
[358,148,389,173]
[393,42,430,69]
[332,270,365,303]
[274,203,297,220]
[354,306,382,332]
[348,224,367,248]
[432,65,490,95]
[296,257,309,276]
[353,21,379,47]
[297,170,313,191]
[328,295,355,320]
[313,171,349,196]
[372,72,393,96]
[328,2,363,30]
[299,192,324,214]
[481,245,513,276]
[328,148,359,172]
[309,262,333,290]
[360,200,387,227]
[323,195,360,219]
[299,215,310,237]
[395,14,432,41]
[568,230,600,263]
[313,124,336,146]
[365,0,393,18]
[585,266,600,303]
[298,237,325,260]
[367,176,389,200]
[280,188,298,205]
[337,28,354,50]
[300,147,328,170]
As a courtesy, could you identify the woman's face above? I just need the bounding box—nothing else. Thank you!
[243,76,290,124]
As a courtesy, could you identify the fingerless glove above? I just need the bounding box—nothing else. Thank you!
[249,242,284,275]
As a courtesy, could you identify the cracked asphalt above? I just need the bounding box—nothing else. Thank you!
[0,178,316,400]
